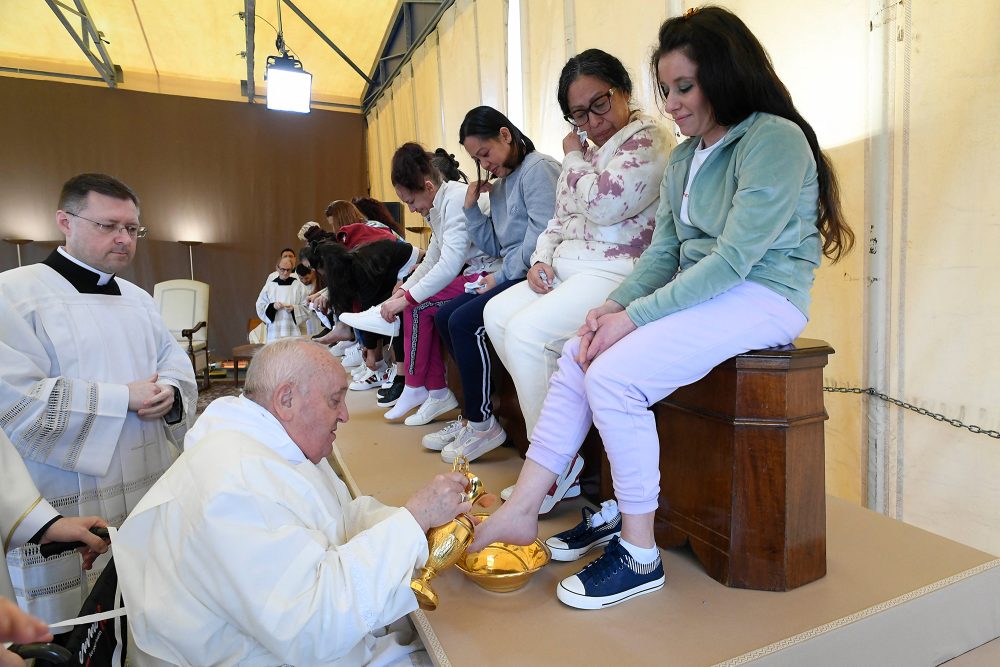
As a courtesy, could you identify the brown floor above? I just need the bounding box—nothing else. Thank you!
[334,389,1000,666]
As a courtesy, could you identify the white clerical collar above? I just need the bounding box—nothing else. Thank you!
[58,246,115,286]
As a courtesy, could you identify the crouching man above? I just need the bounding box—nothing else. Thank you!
[115,338,473,666]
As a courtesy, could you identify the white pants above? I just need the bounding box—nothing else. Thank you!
[482,256,634,434]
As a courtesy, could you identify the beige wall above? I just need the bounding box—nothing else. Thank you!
[0,76,367,357]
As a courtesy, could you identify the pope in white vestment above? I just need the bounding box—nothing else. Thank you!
[0,248,196,624]
[115,338,475,666]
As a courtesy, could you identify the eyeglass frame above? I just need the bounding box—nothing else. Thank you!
[563,89,616,127]
[67,212,148,239]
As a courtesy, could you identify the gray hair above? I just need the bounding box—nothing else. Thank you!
[243,338,332,404]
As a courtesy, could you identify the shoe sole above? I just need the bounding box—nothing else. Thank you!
[556,575,664,610]
[440,430,507,463]
[403,396,459,426]
[349,382,384,391]
[546,531,619,562]
[539,455,586,514]
[376,397,399,408]
[338,315,400,337]
[422,433,460,451]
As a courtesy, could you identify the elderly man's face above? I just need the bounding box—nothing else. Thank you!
[57,192,139,274]
[285,349,350,463]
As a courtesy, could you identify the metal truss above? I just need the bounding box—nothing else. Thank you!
[44,0,122,87]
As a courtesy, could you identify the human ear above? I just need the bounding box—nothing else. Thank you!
[499,127,513,144]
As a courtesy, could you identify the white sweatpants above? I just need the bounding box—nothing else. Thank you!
[482,256,634,434]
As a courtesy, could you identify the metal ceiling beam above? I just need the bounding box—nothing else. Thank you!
[361,0,453,113]
[280,0,373,85]
[243,0,256,104]
[43,0,121,88]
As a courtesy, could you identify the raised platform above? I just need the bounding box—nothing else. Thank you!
[333,390,1000,666]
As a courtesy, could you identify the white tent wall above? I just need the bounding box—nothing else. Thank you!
[894,1,1000,552]
[362,0,1000,556]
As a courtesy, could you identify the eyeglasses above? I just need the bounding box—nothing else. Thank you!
[564,89,615,127]
[68,212,147,239]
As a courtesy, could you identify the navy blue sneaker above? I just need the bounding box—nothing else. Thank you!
[545,503,622,561]
[557,536,665,609]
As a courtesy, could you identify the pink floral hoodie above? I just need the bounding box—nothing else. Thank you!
[531,113,673,266]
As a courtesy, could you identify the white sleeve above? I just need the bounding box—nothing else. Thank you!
[182,485,428,665]
[0,290,128,478]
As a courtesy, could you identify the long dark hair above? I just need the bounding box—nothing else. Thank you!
[652,7,853,261]
[390,142,467,192]
[557,49,633,117]
[351,196,403,236]
[459,106,536,182]
[311,239,407,313]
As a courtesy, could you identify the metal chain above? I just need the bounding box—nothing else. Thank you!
[824,386,1000,440]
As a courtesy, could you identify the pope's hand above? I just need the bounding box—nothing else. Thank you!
[405,472,475,533]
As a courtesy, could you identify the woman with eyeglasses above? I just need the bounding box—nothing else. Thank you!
[420,106,561,464]
[473,7,853,611]
[482,49,674,511]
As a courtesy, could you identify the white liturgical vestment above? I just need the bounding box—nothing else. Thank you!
[255,276,309,341]
[0,255,197,624]
[1,430,60,601]
[115,396,430,667]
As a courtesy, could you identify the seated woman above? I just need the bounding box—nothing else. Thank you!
[351,195,405,238]
[424,106,561,464]
[341,143,498,426]
[471,7,853,611]
[483,48,673,511]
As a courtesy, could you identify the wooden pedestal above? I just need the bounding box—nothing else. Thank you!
[652,338,833,591]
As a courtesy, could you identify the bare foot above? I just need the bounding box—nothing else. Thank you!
[468,499,538,552]
[314,322,354,345]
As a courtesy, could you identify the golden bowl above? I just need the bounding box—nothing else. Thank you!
[456,538,551,593]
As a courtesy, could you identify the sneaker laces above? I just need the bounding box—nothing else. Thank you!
[589,500,619,529]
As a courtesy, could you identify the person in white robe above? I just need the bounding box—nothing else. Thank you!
[1,430,109,603]
[115,338,475,667]
[255,256,309,341]
[0,173,197,626]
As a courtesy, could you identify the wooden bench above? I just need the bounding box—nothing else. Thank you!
[651,338,833,591]
[450,337,833,592]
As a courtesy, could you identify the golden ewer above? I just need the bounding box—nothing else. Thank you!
[410,456,485,611]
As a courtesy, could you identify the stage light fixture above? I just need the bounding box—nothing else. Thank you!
[266,53,312,113]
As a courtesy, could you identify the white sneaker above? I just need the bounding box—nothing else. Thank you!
[341,343,364,368]
[421,416,465,451]
[339,305,400,337]
[500,454,585,514]
[329,340,355,357]
[403,390,459,426]
[441,419,507,463]
[349,364,390,391]
[351,362,372,381]
[381,365,398,389]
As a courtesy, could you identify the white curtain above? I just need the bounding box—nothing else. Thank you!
[361,0,1000,556]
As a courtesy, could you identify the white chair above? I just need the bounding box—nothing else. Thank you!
[153,279,210,388]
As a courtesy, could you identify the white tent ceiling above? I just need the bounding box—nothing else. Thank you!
[0,0,399,111]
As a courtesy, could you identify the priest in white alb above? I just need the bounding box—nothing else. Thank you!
[115,338,475,666]
[0,173,197,625]
[255,255,309,340]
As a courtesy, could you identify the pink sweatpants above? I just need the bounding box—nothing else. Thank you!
[403,273,483,389]
[526,281,808,515]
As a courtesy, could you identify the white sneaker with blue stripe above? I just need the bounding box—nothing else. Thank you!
[556,536,665,610]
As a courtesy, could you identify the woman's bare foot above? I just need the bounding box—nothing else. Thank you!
[468,498,539,552]
[314,321,354,345]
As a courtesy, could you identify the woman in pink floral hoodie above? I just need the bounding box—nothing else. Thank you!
[484,49,673,510]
